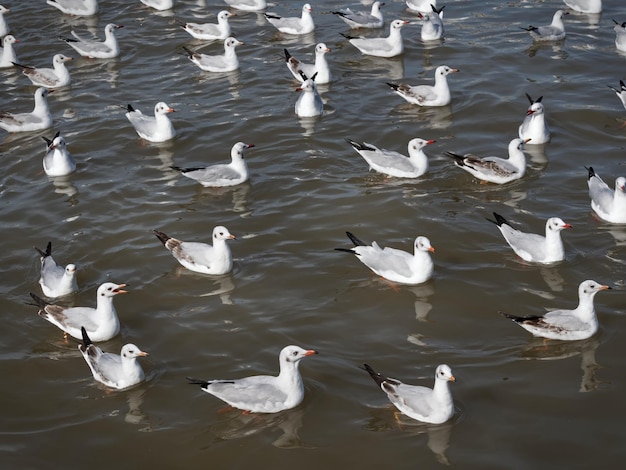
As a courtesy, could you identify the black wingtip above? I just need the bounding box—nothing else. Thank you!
[153,229,170,246]
[386,82,399,91]
[340,32,357,40]
[489,212,508,227]
[126,104,135,113]
[346,231,366,247]
[29,292,48,309]
[186,376,209,387]
[585,166,595,180]
[334,247,357,254]
[361,363,386,388]
[34,241,52,258]
[283,48,292,61]
[81,326,93,348]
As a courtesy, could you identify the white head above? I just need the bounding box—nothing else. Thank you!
[35,87,49,101]
[212,225,235,242]
[121,343,149,360]
[0,5,10,14]
[64,263,77,276]
[105,24,123,34]
[224,37,243,50]
[97,282,128,298]
[3,34,17,45]
[302,4,312,14]
[154,102,175,115]
[546,217,571,232]
[553,10,567,22]
[615,176,626,193]
[372,2,383,14]
[437,65,459,77]
[435,364,455,382]
[578,280,611,298]
[51,135,67,151]
[408,138,436,154]
[53,54,72,65]
[279,345,318,365]
[315,43,330,55]
[509,138,528,153]
[415,236,435,253]
[231,142,254,162]
[217,10,233,22]
[390,19,409,31]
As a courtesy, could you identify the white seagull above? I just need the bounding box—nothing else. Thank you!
[333,1,384,29]
[153,226,235,275]
[284,43,331,84]
[518,93,550,144]
[0,34,18,68]
[362,363,455,424]
[182,38,243,73]
[444,138,530,185]
[521,10,568,42]
[406,0,437,14]
[608,80,626,110]
[294,73,323,118]
[125,102,176,143]
[34,241,78,298]
[613,20,626,52]
[0,87,52,133]
[487,212,571,264]
[47,0,98,16]
[60,23,124,59]
[140,0,174,11]
[42,131,76,176]
[563,0,601,14]
[342,19,409,58]
[182,10,233,41]
[187,345,318,413]
[387,65,458,107]
[336,231,435,285]
[0,5,11,38]
[586,166,626,224]
[265,3,314,35]
[79,327,148,390]
[346,137,435,178]
[29,282,127,342]
[501,280,611,341]
[12,54,73,89]
[417,5,445,41]
[223,0,266,12]
[171,142,253,187]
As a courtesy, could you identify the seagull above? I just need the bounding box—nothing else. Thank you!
[335,231,435,285]
[0,87,52,133]
[486,212,571,264]
[140,0,174,11]
[346,137,435,178]
[333,1,384,29]
[406,0,437,14]
[562,0,601,14]
[29,282,127,342]
[182,38,243,73]
[613,19,626,52]
[12,54,72,88]
[521,10,568,42]
[342,19,409,58]
[518,93,550,144]
[0,5,11,38]
[295,73,323,118]
[47,0,98,16]
[34,241,78,298]
[501,280,611,341]
[387,65,458,107]
[42,131,76,176]
[171,142,253,187]
[187,345,318,413]
[125,102,176,143]
[182,10,234,41]
[60,23,124,59]
[362,363,455,424]
[586,166,626,224]
[444,138,530,185]
[417,5,445,41]
[284,43,331,84]
[223,0,266,11]
[0,34,18,68]
[79,327,148,390]
[608,80,626,110]
[265,3,314,35]
[153,226,235,275]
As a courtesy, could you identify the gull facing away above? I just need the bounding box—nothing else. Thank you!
[336,232,435,285]
[60,23,124,59]
[12,54,73,88]
[613,19,626,52]
[0,34,18,68]
[0,5,11,38]
[607,80,626,110]
[406,0,437,14]
[29,282,127,342]
[342,19,409,58]
[486,212,571,264]
[187,345,318,413]
[182,38,243,73]
[125,102,176,143]
[34,241,78,298]
[333,1,384,29]
[346,137,435,178]
[518,93,550,144]
[153,226,235,275]
[140,0,174,11]
[171,142,253,187]
[224,0,266,11]
[417,5,445,41]
[79,327,148,390]
[294,73,323,118]
[265,3,314,35]
[362,363,455,424]
[182,10,233,41]
[586,166,626,224]
[0,87,52,133]
[42,131,76,176]
[47,0,98,16]
[284,43,331,84]
[444,138,530,185]
[521,10,568,42]
[501,280,611,341]
[563,0,601,14]
[387,65,459,107]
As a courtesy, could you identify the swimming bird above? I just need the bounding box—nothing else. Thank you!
[346,137,435,178]
[406,0,437,14]
[34,241,78,298]
[586,166,626,224]
[417,5,445,41]
[613,19,626,52]
[171,142,253,187]
[42,131,76,176]
[187,345,318,413]
[562,0,601,14]
[336,232,435,285]
[265,3,314,35]
[79,327,148,390]
[30,282,127,342]
[487,212,571,264]
[153,226,235,275]
[608,80,626,110]
[47,0,98,16]
[295,73,323,118]
[125,102,176,143]
[518,93,550,144]
[342,19,409,58]
[521,10,568,42]
[12,54,72,88]
[284,43,331,84]
[182,10,233,41]
[223,0,266,11]
[0,5,11,38]
[0,34,18,68]
[140,0,174,11]
[387,65,458,106]
[182,38,243,73]
[0,87,52,133]
[444,138,530,185]
[501,280,611,341]
[333,1,384,29]
[362,363,455,424]
[60,23,124,59]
